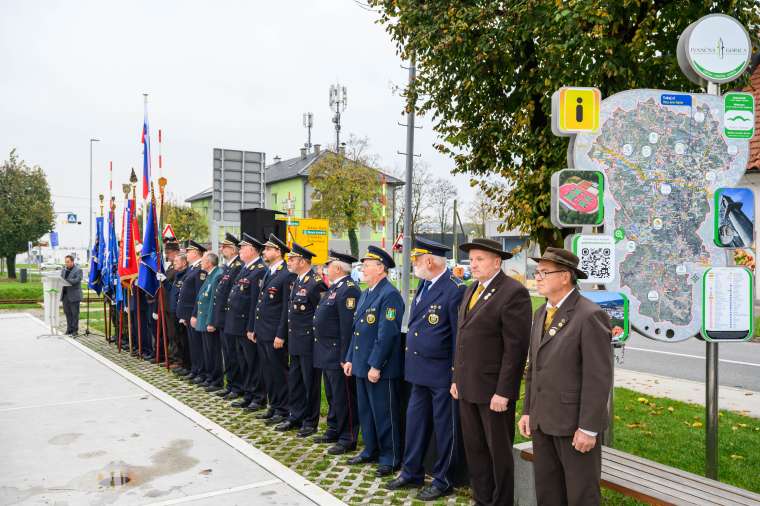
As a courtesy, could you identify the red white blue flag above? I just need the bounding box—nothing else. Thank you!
[141,96,151,199]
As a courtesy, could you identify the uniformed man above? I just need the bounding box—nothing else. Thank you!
[250,234,296,426]
[162,239,180,366]
[313,250,361,455]
[343,245,405,477]
[192,252,223,390]
[274,242,327,437]
[177,240,207,383]
[386,238,465,500]
[227,234,268,409]
[171,254,191,376]
[210,233,245,398]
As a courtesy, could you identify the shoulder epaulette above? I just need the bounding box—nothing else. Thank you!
[346,281,355,287]
[257,264,264,269]
[450,275,466,288]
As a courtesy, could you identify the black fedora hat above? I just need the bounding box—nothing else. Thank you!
[459,238,512,260]
[529,247,588,280]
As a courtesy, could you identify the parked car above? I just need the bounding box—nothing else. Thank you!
[40,262,62,271]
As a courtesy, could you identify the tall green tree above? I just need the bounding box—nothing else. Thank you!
[0,150,55,278]
[369,0,760,248]
[161,200,209,242]
[309,151,384,257]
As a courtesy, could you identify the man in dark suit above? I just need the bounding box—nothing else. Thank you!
[313,250,361,455]
[161,239,180,365]
[344,245,405,477]
[274,242,327,436]
[451,238,532,506]
[251,234,297,425]
[170,254,192,375]
[228,234,268,409]
[209,233,244,398]
[61,254,83,336]
[177,240,207,383]
[386,237,466,501]
[518,248,613,506]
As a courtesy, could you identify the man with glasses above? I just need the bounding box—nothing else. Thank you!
[451,238,532,506]
[519,247,613,506]
[343,245,405,477]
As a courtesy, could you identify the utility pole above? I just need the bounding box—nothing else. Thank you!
[329,83,347,150]
[401,55,416,327]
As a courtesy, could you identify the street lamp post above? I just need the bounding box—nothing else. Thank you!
[89,138,100,262]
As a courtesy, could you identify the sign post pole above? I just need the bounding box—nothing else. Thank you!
[705,81,720,480]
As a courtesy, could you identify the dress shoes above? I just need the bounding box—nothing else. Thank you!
[416,484,453,501]
[243,402,265,412]
[191,376,206,385]
[385,476,423,490]
[347,454,377,465]
[230,398,251,408]
[296,426,317,438]
[327,443,354,455]
[274,420,300,432]
[224,391,242,401]
[214,388,231,397]
[256,410,275,420]
[264,414,287,426]
[312,434,338,444]
[375,465,396,477]
[205,384,223,393]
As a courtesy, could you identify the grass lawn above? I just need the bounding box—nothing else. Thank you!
[0,276,43,300]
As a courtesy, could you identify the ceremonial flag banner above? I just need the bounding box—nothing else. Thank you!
[137,190,163,296]
[141,97,151,200]
[118,198,139,284]
[102,207,123,304]
[88,217,105,294]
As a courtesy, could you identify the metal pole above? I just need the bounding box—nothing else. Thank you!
[705,80,720,480]
[87,138,99,336]
[401,55,416,327]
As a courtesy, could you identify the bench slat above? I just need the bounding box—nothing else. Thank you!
[602,460,755,506]
[518,444,760,506]
[603,449,760,504]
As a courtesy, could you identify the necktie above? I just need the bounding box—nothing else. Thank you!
[544,307,557,332]
[416,281,428,305]
[467,283,484,312]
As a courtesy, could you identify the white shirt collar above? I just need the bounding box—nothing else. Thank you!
[228,255,239,266]
[269,259,284,273]
[478,270,500,290]
[426,269,446,289]
[191,259,202,268]
[298,270,310,282]
[547,288,576,309]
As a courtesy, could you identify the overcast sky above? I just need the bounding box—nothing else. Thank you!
[0,0,474,249]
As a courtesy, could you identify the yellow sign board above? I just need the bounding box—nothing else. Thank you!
[552,87,601,135]
[277,217,330,265]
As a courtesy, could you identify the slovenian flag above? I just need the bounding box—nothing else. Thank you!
[137,187,163,297]
[141,97,151,200]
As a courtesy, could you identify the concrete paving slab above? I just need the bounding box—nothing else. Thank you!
[0,314,342,506]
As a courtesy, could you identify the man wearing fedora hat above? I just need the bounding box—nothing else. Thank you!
[518,247,613,506]
[451,238,532,506]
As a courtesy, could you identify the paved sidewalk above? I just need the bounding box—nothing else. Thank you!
[0,313,341,506]
[616,368,759,418]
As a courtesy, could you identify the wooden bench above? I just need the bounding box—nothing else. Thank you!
[516,443,760,505]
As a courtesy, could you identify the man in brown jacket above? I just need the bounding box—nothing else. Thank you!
[451,238,532,506]
[518,247,613,506]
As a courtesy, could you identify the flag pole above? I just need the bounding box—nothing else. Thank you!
[131,177,143,358]
[155,179,170,367]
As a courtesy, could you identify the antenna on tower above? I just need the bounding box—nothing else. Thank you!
[303,112,314,150]
[329,83,347,150]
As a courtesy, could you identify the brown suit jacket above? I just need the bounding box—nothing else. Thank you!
[523,289,613,436]
[453,271,532,404]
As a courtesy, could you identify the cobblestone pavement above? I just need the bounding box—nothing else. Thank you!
[74,330,472,506]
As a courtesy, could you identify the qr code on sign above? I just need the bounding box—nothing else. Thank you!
[574,235,615,283]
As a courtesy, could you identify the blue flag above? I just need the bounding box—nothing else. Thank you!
[88,217,105,294]
[137,192,163,296]
[102,207,123,306]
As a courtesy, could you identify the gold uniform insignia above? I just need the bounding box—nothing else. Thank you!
[386,307,396,321]
[346,297,356,309]
[428,313,439,325]
[200,272,207,280]
[304,275,310,282]
[366,314,376,324]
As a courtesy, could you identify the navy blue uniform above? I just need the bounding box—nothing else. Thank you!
[285,270,327,429]
[346,277,405,467]
[314,275,361,447]
[211,256,244,394]
[177,260,204,377]
[252,261,296,417]
[226,257,267,404]
[171,268,190,368]
[401,270,465,491]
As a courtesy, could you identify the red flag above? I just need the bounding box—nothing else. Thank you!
[118,198,140,284]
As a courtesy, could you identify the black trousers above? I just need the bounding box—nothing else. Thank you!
[532,427,602,506]
[174,318,191,368]
[236,335,267,403]
[221,330,244,393]
[459,399,516,506]
[202,329,223,386]
[187,325,204,377]
[62,300,80,334]
[258,340,289,416]
[287,353,321,428]
[323,368,358,448]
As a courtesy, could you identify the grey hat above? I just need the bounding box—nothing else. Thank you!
[529,247,588,280]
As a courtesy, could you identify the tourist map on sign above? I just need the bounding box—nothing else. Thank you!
[572,90,750,341]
